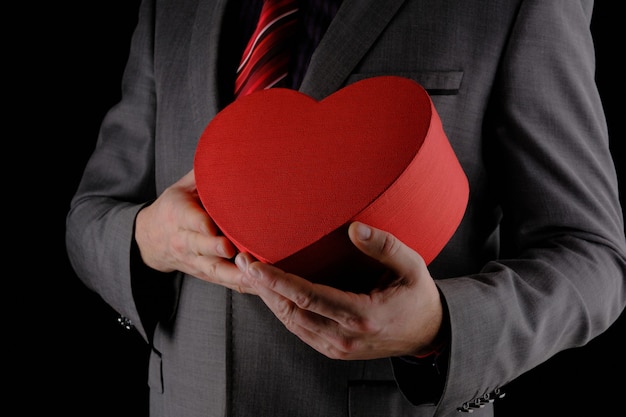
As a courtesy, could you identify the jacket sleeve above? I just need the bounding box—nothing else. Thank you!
[395,1,626,414]
[65,0,174,343]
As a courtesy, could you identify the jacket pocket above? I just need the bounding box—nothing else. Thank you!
[346,71,463,95]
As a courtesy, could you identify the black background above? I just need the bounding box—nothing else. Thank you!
[28,1,623,416]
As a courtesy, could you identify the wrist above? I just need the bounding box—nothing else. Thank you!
[414,290,450,359]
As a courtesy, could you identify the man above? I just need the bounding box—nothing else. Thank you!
[66,1,626,416]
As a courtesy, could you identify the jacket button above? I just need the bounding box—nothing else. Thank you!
[477,393,494,405]
[117,315,134,330]
[493,388,506,399]
[457,402,473,413]
[469,398,486,409]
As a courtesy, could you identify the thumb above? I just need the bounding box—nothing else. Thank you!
[348,221,427,276]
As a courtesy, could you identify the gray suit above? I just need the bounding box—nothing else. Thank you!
[66,0,626,416]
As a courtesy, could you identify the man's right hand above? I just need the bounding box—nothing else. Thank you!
[134,169,255,294]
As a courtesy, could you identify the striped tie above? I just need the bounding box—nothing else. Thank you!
[234,0,299,99]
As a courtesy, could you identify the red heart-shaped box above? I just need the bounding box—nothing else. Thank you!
[195,76,468,291]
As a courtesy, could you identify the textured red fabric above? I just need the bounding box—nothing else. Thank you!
[195,76,469,285]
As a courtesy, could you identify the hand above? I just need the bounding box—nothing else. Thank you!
[135,170,254,293]
[235,222,444,360]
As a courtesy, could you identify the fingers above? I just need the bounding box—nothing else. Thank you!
[235,255,404,360]
[235,253,369,353]
[174,170,238,258]
[174,170,222,237]
[181,229,236,259]
[195,255,256,294]
[237,252,356,318]
[348,221,426,276]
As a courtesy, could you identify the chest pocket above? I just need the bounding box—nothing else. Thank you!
[346,71,463,96]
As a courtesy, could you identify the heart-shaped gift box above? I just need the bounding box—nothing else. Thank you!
[194,76,468,291]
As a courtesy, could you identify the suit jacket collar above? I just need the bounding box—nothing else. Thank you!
[188,0,407,127]
[299,0,407,99]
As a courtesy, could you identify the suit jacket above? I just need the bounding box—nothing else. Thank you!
[66,0,626,416]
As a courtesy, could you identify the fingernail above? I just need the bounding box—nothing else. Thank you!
[216,243,227,258]
[234,253,248,271]
[356,223,372,241]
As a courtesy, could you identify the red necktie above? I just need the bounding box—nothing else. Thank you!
[234,0,299,99]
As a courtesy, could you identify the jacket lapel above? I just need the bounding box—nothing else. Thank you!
[188,0,229,129]
[188,0,407,123]
[299,0,407,100]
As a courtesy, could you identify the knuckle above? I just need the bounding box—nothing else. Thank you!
[275,297,296,323]
[335,337,357,357]
[170,234,186,255]
[205,261,220,279]
[260,269,283,291]
[379,234,401,259]
[323,342,345,360]
[344,314,370,333]
[293,290,314,310]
